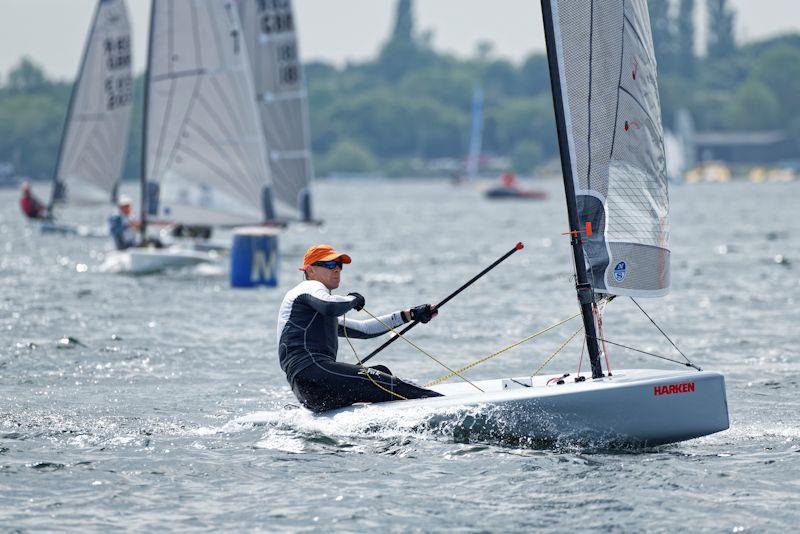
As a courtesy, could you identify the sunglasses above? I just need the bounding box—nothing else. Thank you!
[312,260,343,270]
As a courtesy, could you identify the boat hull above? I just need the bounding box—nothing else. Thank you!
[39,220,107,238]
[484,186,547,200]
[100,246,216,275]
[304,369,729,447]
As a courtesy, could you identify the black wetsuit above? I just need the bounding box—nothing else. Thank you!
[276,280,442,412]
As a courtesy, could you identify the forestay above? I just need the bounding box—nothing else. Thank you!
[550,0,670,297]
[145,0,273,226]
[237,0,314,221]
[51,0,133,207]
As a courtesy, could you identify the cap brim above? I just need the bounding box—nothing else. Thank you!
[319,253,351,264]
[298,252,351,271]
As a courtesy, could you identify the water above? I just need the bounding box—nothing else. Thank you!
[2,179,799,530]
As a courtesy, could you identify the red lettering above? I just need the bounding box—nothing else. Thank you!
[653,382,696,396]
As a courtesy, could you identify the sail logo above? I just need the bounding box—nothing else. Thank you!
[654,382,695,396]
[613,261,627,282]
[623,120,641,132]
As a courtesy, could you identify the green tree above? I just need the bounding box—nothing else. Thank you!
[391,0,413,43]
[676,0,695,76]
[726,79,780,130]
[376,0,437,81]
[751,44,800,121]
[6,58,47,92]
[511,140,543,175]
[318,139,378,175]
[649,0,677,75]
[519,54,551,96]
[706,0,736,60]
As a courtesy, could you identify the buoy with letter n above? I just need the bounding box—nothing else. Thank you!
[230,226,281,288]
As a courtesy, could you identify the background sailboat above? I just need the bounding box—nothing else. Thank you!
[237,0,316,223]
[44,0,133,235]
[465,85,483,180]
[103,0,274,274]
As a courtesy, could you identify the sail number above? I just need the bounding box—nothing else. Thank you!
[104,75,132,110]
[256,0,294,35]
[103,35,132,110]
[278,43,299,85]
[104,36,131,70]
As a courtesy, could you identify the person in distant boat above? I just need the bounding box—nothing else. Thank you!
[108,195,140,250]
[19,181,49,220]
[277,244,443,413]
[500,172,518,189]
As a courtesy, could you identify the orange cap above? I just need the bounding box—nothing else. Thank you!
[299,244,352,271]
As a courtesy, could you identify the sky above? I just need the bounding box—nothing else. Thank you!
[1,0,799,81]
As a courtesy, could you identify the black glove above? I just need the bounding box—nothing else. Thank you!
[347,292,365,311]
[410,304,438,324]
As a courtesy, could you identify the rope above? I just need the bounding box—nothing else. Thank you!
[361,308,484,393]
[342,314,408,401]
[594,301,612,376]
[630,298,695,367]
[425,312,582,387]
[531,325,584,377]
[587,336,702,370]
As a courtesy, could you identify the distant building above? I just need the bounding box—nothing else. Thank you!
[693,131,800,165]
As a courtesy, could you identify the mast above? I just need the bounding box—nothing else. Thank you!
[140,0,156,242]
[49,0,103,211]
[540,0,604,379]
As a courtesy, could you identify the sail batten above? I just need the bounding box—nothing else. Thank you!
[145,0,273,227]
[549,0,670,297]
[51,0,133,207]
[238,0,315,221]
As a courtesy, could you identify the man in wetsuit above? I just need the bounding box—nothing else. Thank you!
[19,181,49,220]
[277,244,443,413]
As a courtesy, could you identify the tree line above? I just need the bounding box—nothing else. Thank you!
[1,0,799,180]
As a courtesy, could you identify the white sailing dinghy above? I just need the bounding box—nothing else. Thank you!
[465,85,484,181]
[42,0,133,237]
[103,0,277,274]
[242,0,729,446]
[237,0,317,223]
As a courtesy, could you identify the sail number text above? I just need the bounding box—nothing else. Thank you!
[103,36,132,110]
[256,0,294,35]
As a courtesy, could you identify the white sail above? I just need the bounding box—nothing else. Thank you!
[466,86,484,179]
[52,0,133,206]
[549,0,670,297]
[237,0,314,221]
[145,0,274,226]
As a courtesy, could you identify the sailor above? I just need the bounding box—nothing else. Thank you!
[19,181,49,220]
[108,195,139,250]
[277,244,443,413]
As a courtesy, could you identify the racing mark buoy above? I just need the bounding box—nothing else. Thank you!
[230,226,281,288]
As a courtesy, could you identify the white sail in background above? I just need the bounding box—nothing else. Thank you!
[548,0,670,297]
[145,0,273,226]
[237,0,314,221]
[52,0,133,206]
[466,86,484,179]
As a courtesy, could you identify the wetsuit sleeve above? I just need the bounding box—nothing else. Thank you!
[337,311,406,339]
[296,285,357,317]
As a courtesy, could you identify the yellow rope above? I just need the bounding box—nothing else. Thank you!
[361,308,484,393]
[342,314,408,401]
[425,312,582,387]
[531,325,584,377]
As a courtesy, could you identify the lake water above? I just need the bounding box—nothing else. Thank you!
[1,179,799,530]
